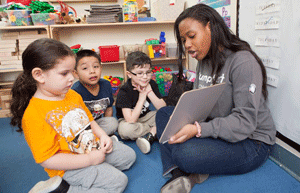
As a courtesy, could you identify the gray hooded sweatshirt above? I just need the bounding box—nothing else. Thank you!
[194,49,276,145]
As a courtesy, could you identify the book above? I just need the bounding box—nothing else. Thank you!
[159,83,226,144]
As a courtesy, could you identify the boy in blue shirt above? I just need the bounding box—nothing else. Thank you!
[72,49,118,136]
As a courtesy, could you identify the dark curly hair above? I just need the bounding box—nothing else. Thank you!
[174,3,268,99]
[10,38,75,132]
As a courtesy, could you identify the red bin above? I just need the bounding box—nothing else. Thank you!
[98,45,120,62]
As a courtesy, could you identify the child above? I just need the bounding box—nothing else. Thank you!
[72,49,118,136]
[115,51,166,154]
[10,38,136,193]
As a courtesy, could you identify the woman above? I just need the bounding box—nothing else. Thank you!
[156,3,276,193]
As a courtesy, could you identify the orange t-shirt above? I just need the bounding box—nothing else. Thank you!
[22,90,94,177]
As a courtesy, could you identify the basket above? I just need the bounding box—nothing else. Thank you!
[98,45,120,62]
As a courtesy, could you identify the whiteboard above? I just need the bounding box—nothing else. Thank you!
[239,0,300,145]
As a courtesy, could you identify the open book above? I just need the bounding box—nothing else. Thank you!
[159,83,226,144]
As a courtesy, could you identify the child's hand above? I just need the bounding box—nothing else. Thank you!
[133,84,152,98]
[88,148,106,165]
[100,134,113,154]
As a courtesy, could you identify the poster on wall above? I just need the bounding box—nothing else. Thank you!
[198,0,239,34]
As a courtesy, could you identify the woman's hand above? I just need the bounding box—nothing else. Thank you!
[168,124,198,144]
[100,134,113,154]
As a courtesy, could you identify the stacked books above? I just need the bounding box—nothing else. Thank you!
[85,4,122,24]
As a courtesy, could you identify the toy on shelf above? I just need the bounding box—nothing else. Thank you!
[159,31,166,55]
[5,3,33,26]
[103,76,124,97]
[152,66,172,73]
[123,0,138,22]
[152,70,174,97]
[70,44,82,54]
[145,32,167,59]
[29,1,55,13]
[57,0,77,24]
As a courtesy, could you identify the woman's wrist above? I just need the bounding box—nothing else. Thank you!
[194,121,201,137]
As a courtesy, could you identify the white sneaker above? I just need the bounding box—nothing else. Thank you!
[29,176,63,193]
[110,135,119,142]
[136,137,151,154]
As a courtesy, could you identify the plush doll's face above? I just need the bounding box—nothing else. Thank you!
[70,128,100,154]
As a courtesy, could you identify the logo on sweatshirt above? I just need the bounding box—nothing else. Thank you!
[249,84,256,94]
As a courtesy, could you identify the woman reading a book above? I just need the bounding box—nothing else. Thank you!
[156,3,276,193]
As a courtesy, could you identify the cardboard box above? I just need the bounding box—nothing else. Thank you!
[19,30,38,35]
[0,47,16,52]
[0,60,22,65]
[0,39,17,44]
[18,34,48,39]
[0,89,12,110]
[2,32,19,37]
[0,56,18,61]
[0,43,17,49]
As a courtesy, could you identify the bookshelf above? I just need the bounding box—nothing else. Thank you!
[0,25,50,118]
[49,21,187,80]
[0,21,187,117]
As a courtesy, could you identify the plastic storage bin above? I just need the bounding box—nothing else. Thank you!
[152,71,174,97]
[30,13,55,25]
[122,44,146,59]
[99,45,120,62]
[147,44,166,59]
[5,9,32,26]
[167,43,178,58]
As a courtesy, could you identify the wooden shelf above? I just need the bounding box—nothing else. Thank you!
[0,68,23,73]
[0,20,187,118]
[48,0,117,2]
[0,81,14,87]
[49,21,175,30]
[0,109,10,118]
[0,25,48,30]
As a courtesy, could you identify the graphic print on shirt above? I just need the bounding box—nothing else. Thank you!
[84,98,110,120]
[198,73,225,88]
[140,100,150,116]
[46,107,100,154]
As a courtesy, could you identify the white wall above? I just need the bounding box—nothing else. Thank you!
[239,0,300,145]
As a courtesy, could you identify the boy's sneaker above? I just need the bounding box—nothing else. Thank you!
[110,135,119,142]
[29,176,70,193]
[136,132,155,154]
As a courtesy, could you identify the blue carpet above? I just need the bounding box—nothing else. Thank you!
[1,117,300,193]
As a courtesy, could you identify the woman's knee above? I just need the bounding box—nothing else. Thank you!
[156,106,175,138]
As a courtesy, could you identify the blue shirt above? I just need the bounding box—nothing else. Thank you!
[72,79,114,120]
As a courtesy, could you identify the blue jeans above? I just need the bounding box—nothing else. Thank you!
[156,106,273,176]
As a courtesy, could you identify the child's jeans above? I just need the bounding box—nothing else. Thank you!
[118,111,156,140]
[156,106,273,177]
